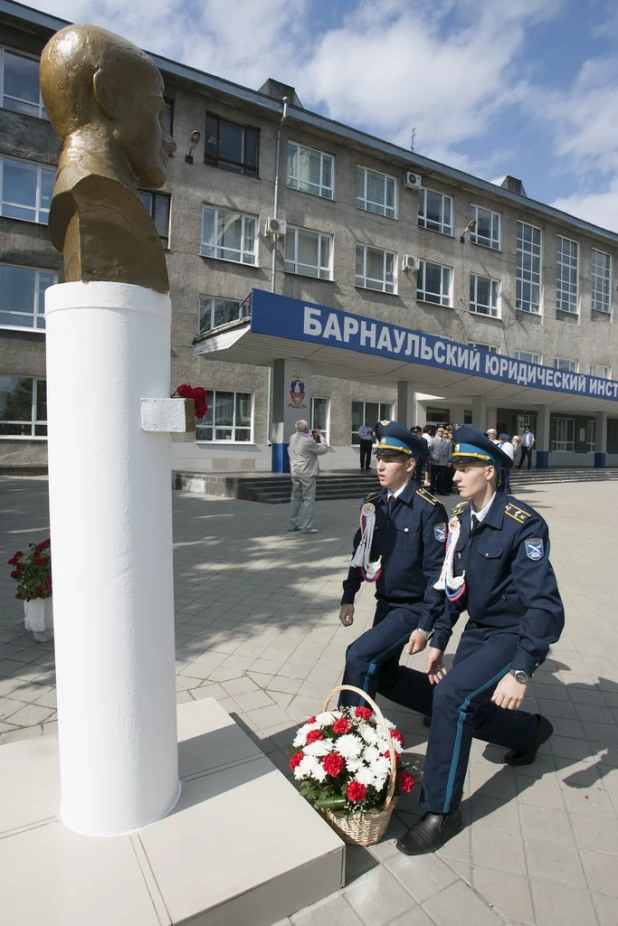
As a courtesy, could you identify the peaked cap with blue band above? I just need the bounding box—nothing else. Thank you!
[451,424,513,469]
[373,420,428,461]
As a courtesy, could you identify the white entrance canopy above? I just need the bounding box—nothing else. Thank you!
[194,290,618,414]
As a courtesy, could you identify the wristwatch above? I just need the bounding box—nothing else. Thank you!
[509,669,529,685]
[416,628,433,640]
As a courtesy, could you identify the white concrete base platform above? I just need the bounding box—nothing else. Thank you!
[0,699,344,925]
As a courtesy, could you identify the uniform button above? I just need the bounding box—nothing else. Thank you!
[404,528,409,533]
[485,553,489,558]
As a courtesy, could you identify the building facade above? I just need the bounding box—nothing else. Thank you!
[1,0,618,474]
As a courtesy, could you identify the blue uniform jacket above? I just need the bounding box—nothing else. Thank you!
[341,479,448,632]
[431,491,565,676]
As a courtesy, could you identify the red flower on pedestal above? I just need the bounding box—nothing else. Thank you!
[346,782,367,803]
[173,384,209,420]
[322,753,344,777]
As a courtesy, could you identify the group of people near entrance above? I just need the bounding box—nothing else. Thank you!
[335,420,564,855]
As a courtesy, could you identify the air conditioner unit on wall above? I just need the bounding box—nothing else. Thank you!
[403,171,422,191]
[402,255,420,272]
[265,217,287,237]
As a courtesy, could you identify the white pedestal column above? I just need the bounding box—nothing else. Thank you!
[472,395,487,432]
[45,281,180,837]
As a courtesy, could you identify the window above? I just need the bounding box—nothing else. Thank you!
[355,245,396,293]
[589,363,611,379]
[356,167,396,218]
[284,227,332,279]
[201,207,257,264]
[351,401,392,445]
[516,222,542,314]
[0,48,46,118]
[310,397,329,442]
[0,157,54,224]
[426,407,450,423]
[287,143,333,199]
[0,376,46,437]
[470,274,501,318]
[0,265,56,330]
[586,419,596,453]
[591,248,611,313]
[199,296,246,335]
[470,205,500,249]
[163,99,174,136]
[417,260,452,306]
[138,190,171,247]
[205,113,259,177]
[516,350,541,364]
[418,188,453,235]
[555,358,577,372]
[551,416,574,452]
[196,391,252,442]
[556,236,579,313]
[470,342,498,353]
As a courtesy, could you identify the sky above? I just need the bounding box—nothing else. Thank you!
[25,0,618,231]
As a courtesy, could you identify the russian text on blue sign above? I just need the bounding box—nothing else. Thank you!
[250,290,618,402]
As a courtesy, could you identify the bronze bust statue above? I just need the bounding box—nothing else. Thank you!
[40,25,176,293]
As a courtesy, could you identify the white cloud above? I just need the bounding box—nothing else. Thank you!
[552,187,618,233]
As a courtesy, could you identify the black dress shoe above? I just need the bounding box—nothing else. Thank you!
[504,714,553,766]
[396,808,463,855]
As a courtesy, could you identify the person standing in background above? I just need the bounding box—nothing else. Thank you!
[288,420,329,534]
[498,433,514,493]
[429,427,452,496]
[518,425,535,469]
[357,419,375,471]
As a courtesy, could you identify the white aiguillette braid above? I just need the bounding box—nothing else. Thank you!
[350,501,382,581]
[433,516,466,594]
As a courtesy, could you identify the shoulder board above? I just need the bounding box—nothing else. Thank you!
[364,491,381,504]
[416,487,439,506]
[451,501,469,518]
[505,502,532,524]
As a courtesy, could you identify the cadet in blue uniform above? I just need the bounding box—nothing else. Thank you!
[338,421,448,708]
[395,425,565,855]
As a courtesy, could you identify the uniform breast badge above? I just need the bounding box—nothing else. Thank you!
[350,501,382,582]
[433,515,466,601]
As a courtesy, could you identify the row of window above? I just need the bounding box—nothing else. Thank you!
[0,376,603,453]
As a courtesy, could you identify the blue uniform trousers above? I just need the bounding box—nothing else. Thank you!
[384,624,538,813]
[339,600,422,708]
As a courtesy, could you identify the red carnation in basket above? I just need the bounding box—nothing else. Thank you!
[384,749,402,767]
[322,753,344,777]
[306,729,325,745]
[332,718,352,734]
[289,751,304,770]
[354,706,373,721]
[346,782,367,803]
[390,729,405,747]
[397,770,415,793]
[306,716,316,724]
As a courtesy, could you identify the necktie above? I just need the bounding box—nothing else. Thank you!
[389,495,397,519]
[471,514,479,534]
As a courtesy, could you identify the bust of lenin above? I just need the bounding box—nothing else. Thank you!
[40,25,176,293]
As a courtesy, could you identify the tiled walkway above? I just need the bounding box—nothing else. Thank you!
[1,477,617,926]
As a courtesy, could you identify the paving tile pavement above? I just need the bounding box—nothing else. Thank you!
[1,476,618,924]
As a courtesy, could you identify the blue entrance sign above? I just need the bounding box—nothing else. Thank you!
[250,290,618,402]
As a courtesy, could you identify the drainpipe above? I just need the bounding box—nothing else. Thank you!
[267,96,289,446]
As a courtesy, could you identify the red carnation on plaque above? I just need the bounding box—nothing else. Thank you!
[354,706,373,721]
[332,717,352,734]
[306,729,324,744]
[289,751,304,770]
[322,753,344,777]
[346,782,367,803]
[173,384,209,420]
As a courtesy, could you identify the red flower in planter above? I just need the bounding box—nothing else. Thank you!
[346,782,367,803]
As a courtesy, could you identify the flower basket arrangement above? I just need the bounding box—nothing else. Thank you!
[173,384,208,420]
[289,685,414,846]
[8,539,52,601]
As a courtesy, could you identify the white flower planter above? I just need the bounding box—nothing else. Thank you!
[24,596,54,642]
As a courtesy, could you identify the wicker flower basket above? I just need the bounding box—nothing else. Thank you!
[317,684,397,847]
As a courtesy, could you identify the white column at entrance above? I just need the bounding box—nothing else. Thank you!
[45,282,180,837]
[595,411,608,468]
[471,395,486,432]
[270,359,312,472]
[397,382,422,428]
[535,405,551,469]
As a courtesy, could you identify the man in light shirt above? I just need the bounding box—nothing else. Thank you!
[498,433,514,493]
[518,425,535,469]
[357,419,375,471]
[288,420,329,534]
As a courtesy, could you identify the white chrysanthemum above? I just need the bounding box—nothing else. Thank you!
[292,723,319,748]
[359,724,379,745]
[362,745,381,764]
[293,754,320,780]
[345,757,363,773]
[354,765,376,787]
[304,739,334,757]
[370,756,391,778]
[384,718,396,730]
[315,711,338,727]
[335,733,364,759]
[310,762,328,783]
[378,735,401,755]
[373,773,389,792]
